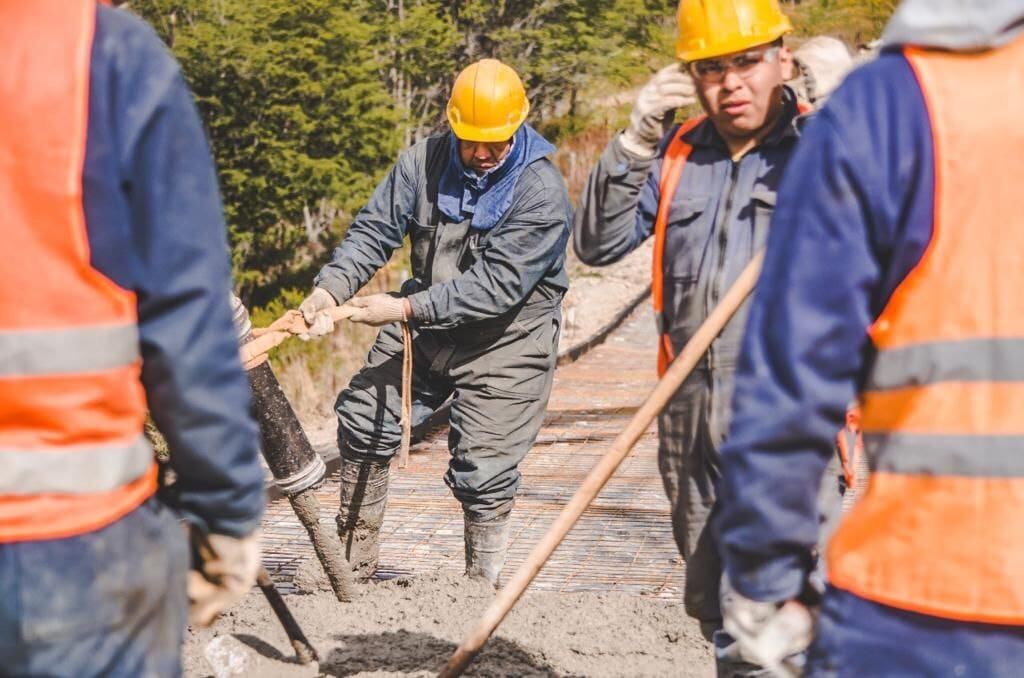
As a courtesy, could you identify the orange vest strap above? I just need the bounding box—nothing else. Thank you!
[651,116,706,376]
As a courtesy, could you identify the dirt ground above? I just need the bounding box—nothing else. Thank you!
[206,241,706,677]
[184,572,713,678]
[558,241,652,353]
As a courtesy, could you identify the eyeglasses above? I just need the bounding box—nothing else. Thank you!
[688,46,780,84]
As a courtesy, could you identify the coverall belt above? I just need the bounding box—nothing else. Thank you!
[0,324,139,377]
[0,435,153,494]
[866,338,1024,390]
[864,432,1024,476]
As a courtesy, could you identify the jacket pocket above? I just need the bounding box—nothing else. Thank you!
[663,277,701,348]
[667,195,710,227]
[750,190,777,251]
[664,195,711,281]
[462,230,489,272]
[408,216,438,278]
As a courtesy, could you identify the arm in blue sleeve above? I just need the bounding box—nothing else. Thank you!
[713,53,936,602]
[572,134,660,266]
[108,11,265,537]
[313,151,417,304]
[713,110,883,601]
[407,165,570,327]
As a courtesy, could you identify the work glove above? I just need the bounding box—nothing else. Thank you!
[188,529,261,627]
[347,293,409,327]
[298,287,338,340]
[622,64,697,158]
[721,577,815,675]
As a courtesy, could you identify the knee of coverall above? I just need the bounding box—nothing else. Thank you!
[337,322,456,462]
[807,586,1024,678]
[445,313,558,520]
[445,376,554,520]
[336,371,404,461]
[336,322,424,461]
[0,498,189,678]
[656,369,722,622]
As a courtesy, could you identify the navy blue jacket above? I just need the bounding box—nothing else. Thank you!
[84,5,264,537]
[713,50,935,601]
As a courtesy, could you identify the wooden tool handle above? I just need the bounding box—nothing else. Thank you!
[239,304,358,366]
[439,251,765,678]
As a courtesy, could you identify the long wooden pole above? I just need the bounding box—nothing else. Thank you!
[439,251,765,678]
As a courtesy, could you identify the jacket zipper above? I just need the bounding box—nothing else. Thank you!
[708,160,741,371]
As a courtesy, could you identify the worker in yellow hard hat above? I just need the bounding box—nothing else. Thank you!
[298,58,570,587]
[573,1,843,673]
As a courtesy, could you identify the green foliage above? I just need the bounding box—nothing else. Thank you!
[134,0,401,304]
[127,1,691,304]
[787,0,895,46]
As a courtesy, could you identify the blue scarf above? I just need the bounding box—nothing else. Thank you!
[437,123,556,231]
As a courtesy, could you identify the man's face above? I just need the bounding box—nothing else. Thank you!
[689,42,793,143]
[458,139,513,174]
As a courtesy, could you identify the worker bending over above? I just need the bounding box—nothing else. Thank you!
[300,59,570,586]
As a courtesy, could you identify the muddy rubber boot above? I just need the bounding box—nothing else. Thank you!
[335,456,390,579]
[463,513,512,587]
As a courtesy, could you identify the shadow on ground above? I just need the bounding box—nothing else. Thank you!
[234,633,305,665]
[321,631,570,677]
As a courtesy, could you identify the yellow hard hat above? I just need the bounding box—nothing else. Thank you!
[676,0,793,62]
[446,59,530,143]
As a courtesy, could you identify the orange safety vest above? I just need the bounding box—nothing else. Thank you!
[652,104,810,376]
[0,0,156,542]
[828,35,1024,625]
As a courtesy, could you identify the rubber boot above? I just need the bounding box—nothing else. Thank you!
[463,513,512,587]
[335,456,390,579]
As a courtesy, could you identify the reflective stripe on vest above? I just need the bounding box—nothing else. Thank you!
[0,1,155,542]
[0,435,154,495]
[0,324,139,377]
[828,36,1024,625]
[651,104,810,376]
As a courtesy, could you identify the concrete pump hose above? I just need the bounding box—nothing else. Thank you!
[234,299,414,467]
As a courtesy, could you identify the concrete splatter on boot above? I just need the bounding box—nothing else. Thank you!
[336,456,389,579]
[463,513,512,587]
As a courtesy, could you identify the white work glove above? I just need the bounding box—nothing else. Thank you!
[298,287,338,340]
[622,64,697,157]
[188,530,261,627]
[347,293,409,327]
[721,578,815,674]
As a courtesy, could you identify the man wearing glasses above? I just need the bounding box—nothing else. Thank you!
[573,0,809,666]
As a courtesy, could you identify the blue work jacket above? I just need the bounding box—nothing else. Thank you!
[573,89,803,372]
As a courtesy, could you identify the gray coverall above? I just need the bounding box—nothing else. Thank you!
[574,91,835,623]
[315,132,570,520]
